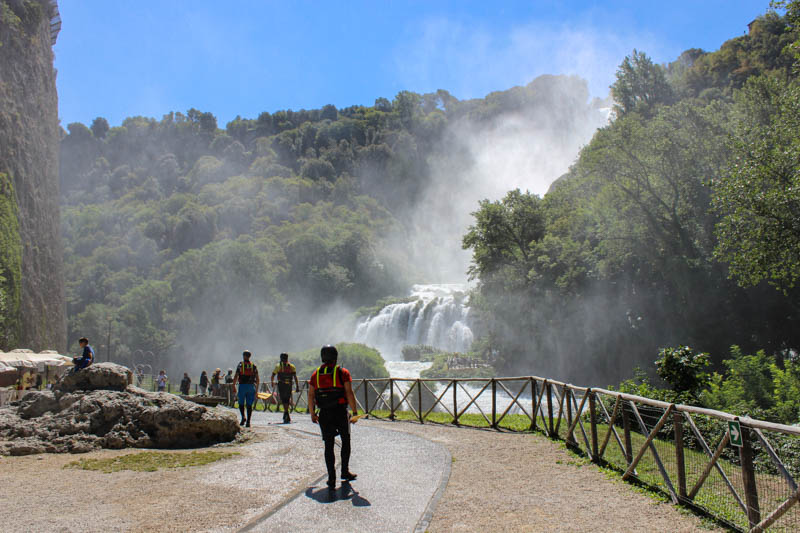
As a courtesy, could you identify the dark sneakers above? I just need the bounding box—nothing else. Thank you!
[240,419,246,426]
[327,479,336,491]
[341,471,357,481]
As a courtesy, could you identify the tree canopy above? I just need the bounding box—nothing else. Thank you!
[462,10,800,384]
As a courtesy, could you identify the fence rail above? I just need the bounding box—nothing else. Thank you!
[348,376,800,533]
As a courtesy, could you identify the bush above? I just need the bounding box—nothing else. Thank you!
[401,344,437,361]
[269,343,388,381]
[654,345,710,400]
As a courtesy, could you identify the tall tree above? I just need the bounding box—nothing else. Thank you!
[611,50,674,117]
[713,76,800,289]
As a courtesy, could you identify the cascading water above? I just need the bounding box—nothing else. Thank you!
[353,284,548,417]
[354,283,474,361]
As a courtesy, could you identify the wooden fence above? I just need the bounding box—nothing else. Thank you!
[346,376,800,533]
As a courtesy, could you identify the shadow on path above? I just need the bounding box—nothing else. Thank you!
[305,482,372,507]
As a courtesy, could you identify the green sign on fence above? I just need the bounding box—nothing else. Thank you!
[728,420,743,447]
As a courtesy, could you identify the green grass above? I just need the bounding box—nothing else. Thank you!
[365,408,537,432]
[65,450,239,473]
[355,405,798,531]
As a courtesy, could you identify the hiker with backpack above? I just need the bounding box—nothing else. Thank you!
[232,351,259,427]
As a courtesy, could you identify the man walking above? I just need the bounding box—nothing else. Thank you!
[233,350,259,427]
[308,345,358,491]
[271,353,299,423]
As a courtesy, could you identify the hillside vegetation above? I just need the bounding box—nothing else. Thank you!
[59,74,603,370]
[463,9,800,388]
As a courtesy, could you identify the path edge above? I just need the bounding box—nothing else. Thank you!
[413,444,452,533]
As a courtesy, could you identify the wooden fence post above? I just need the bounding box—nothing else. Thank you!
[589,389,599,461]
[417,379,423,423]
[491,379,497,429]
[566,387,574,445]
[453,380,459,425]
[389,379,396,420]
[531,379,538,431]
[739,423,761,528]
[361,380,367,415]
[622,403,633,465]
[674,411,687,500]
[546,381,554,437]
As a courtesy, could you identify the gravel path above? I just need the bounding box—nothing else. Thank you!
[0,411,719,532]
[244,411,450,533]
[366,419,720,533]
[0,426,321,533]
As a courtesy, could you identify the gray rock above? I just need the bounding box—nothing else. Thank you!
[55,362,132,393]
[0,365,240,455]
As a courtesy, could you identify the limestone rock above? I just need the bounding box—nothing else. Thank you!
[55,363,132,392]
[0,365,240,455]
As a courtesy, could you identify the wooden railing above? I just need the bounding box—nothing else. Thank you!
[347,376,800,533]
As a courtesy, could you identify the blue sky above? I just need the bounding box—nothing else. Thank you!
[54,1,770,128]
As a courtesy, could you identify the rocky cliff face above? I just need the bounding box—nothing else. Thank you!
[0,0,65,351]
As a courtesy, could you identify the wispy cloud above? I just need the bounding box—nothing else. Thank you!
[392,16,662,99]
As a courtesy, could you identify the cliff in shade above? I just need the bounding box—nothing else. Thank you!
[0,0,66,351]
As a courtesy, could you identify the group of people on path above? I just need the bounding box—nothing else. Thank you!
[71,338,359,492]
[179,368,233,396]
[230,346,359,491]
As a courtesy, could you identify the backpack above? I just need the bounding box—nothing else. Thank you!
[313,365,345,410]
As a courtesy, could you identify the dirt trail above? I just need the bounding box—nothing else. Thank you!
[0,428,321,533]
[367,419,719,533]
[0,413,720,532]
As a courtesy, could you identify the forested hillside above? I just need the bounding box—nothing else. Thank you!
[59,74,605,371]
[463,10,800,385]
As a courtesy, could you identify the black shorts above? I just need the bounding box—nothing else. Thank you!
[278,383,292,403]
[318,405,349,441]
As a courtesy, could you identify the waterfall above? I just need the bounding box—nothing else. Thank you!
[354,283,474,361]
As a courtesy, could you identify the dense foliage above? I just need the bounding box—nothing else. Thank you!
[617,344,800,425]
[269,343,388,380]
[463,10,800,387]
[59,74,603,372]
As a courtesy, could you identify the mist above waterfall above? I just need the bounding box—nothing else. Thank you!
[405,75,610,282]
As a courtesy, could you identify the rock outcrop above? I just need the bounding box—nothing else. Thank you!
[0,0,66,351]
[55,362,132,392]
[0,363,240,455]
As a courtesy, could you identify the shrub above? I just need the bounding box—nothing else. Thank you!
[654,345,710,399]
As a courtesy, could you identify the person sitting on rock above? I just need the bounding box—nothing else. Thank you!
[225,368,234,384]
[72,337,94,372]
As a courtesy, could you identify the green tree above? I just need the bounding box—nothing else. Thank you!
[90,117,110,139]
[713,76,800,289]
[462,189,546,284]
[611,50,674,117]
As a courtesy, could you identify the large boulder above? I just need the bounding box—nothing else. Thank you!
[0,365,241,456]
[55,362,132,392]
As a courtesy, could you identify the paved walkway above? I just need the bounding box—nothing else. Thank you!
[239,411,451,533]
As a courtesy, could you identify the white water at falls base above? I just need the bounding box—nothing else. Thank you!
[353,283,474,361]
